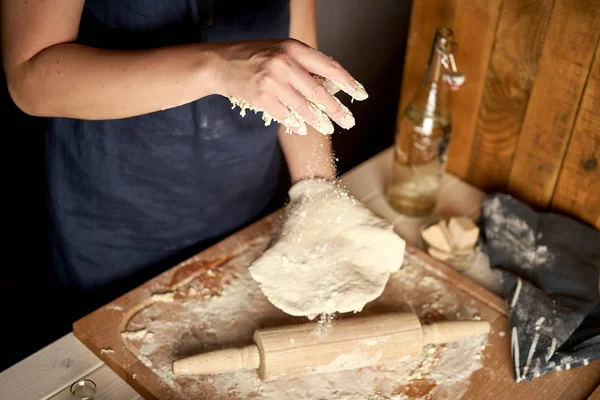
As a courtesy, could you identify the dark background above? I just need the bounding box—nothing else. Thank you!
[316,0,411,175]
[0,0,411,372]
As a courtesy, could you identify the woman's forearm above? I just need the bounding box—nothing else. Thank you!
[279,125,337,183]
[3,0,364,131]
[7,42,222,119]
[280,0,337,183]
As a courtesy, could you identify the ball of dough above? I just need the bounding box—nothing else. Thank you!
[248,179,406,318]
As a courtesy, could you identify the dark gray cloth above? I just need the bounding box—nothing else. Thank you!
[480,193,600,382]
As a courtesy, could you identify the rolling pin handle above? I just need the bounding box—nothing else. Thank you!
[172,345,261,376]
[421,320,490,345]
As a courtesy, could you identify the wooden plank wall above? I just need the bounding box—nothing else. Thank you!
[398,0,600,229]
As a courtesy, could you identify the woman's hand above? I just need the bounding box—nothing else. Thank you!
[213,39,368,135]
[2,0,366,127]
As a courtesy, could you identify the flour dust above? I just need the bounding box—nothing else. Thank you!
[481,197,554,270]
[121,239,487,400]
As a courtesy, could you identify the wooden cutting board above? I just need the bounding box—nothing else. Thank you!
[73,210,600,400]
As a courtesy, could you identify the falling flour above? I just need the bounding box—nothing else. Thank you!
[121,236,487,400]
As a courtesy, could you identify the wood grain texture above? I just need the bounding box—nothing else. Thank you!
[0,333,103,400]
[445,0,503,178]
[71,207,600,399]
[48,365,143,400]
[395,0,600,227]
[465,0,555,191]
[508,0,600,209]
[72,215,279,400]
[252,312,424,381]
[550,41,600,228]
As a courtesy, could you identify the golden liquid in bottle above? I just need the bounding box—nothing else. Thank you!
[386,105,450,217]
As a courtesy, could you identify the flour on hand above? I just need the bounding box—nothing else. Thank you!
[248,178,406,318]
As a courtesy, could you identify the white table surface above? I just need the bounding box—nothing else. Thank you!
[0,146,504,400]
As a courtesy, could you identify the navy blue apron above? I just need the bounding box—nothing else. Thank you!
[45,0,290,302]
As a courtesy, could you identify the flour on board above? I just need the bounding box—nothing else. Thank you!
[120,238,487,400]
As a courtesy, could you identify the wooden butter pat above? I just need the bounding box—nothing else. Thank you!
[422,222,453,252]
[448,216,479,251]
[438,220,455,250]
[428,247,452,261]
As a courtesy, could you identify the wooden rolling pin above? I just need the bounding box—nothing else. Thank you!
[171,312,490,381]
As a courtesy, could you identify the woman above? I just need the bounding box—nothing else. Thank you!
[1,0,366,315]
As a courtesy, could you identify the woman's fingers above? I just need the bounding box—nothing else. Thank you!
[311,73,341,95]
[259,95,307,135]
[286,40,368,101]
[296,68,355,130]
[275,82,334,135]
[276,57,354,130]
[238,74,306,135]
[225,39,368,136]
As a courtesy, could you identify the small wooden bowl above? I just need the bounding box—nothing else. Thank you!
[418,216,480,272]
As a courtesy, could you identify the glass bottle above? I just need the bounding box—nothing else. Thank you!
[386,27,464,217]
